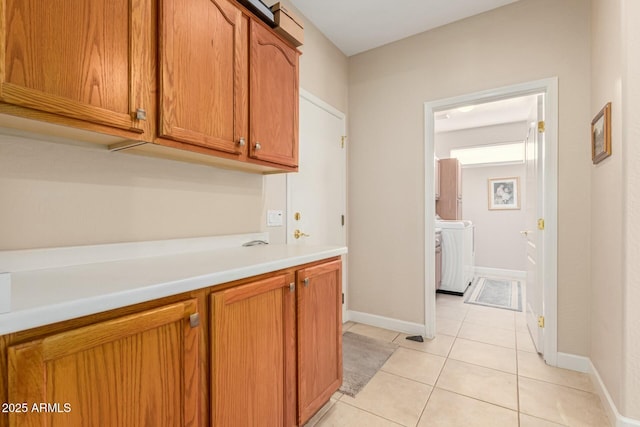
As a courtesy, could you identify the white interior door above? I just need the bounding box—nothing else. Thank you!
[287,91,347,313]
[524,94,545,353]
[288,93,346,247]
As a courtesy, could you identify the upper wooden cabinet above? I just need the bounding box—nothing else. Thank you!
[435,156,441,200]
[158,0,248,156]
[436,158,463,220]
[0,0,153,140]
[0,0,300,173]
[6,299,200,427]
[249,21,299,168]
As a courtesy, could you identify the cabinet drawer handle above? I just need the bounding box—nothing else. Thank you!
[189,313,200,328]
[255,142,262,151]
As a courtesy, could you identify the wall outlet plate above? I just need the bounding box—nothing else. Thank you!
[0,272,10,313]
[267,210,284,227]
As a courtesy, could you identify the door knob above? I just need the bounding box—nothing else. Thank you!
[255,142,262,150]
[293,229,310,239]
[238,137,246,147]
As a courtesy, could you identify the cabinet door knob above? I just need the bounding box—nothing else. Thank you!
[255,142,262,151]
[189,313,200,328]
[303,278,309,287]
[135,108,147,121]
[238,137,246,147]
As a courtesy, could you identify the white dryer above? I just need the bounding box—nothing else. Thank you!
[435,220,475,295]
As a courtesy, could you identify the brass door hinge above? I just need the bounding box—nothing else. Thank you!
[341,136,347,148]
[538,218,545,230]
[538,121,545,133]
[538,315,545,328]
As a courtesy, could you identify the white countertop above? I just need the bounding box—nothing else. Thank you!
[0,234,347,335]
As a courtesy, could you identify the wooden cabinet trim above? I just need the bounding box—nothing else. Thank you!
[13,299,198,362]
[1,83,142,133]
[222,274,290,304]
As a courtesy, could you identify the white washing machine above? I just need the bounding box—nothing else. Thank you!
[435,220,475,295]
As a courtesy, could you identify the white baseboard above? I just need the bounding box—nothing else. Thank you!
[589,360,640,427]
[346,310,425,336]
[556,352,590,373]
[474,267,526,279]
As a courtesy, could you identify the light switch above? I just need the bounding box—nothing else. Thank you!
[267,210,284,227]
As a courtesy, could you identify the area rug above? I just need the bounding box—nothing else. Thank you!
[464,277,522,312]
[339,331,398,397]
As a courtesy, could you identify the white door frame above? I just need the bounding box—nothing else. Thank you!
[423,77,559,366]
[287,89,348,320]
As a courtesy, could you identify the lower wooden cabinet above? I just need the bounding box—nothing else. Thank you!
[210,258,342,426]
[296,259,343,425]
[6,299,200,427]
[210,273,297,426]
[1,257,342,427]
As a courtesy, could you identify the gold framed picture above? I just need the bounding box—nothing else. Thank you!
[488,177,520,210]
[591,102,612,164]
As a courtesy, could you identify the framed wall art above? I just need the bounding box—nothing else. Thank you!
[591,102,611,164]
[488,177,520,210]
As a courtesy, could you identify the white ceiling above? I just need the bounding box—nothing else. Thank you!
[289,0,521,56]
[434,95,538,133]
[286,0,529,130]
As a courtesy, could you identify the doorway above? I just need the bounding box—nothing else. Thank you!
[423,78,559,366]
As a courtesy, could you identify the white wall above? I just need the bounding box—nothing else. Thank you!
[436,123,528,272]
[435,122,528,158]
[461,164,526,271]
[589,0,624,414]
[621,1,640,417]
[620,0,640,420]
[348,0,591,355]
[589,0,640,421]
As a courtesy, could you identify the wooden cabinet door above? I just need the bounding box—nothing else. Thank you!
[297,259,342,425]
[249,21,299,168]
[435,157,441,200]
[7,299,200,427]
[436,158,462,220]
[1,0,151,135]
[211,274,296,426]
[159,0,247,155]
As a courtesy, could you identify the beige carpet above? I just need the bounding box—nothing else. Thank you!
[339,331,398,397]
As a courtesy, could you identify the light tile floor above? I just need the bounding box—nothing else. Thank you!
[306,293,610,427]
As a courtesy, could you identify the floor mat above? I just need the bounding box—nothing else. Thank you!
[464,277,522,312]
[339,331,398,397]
